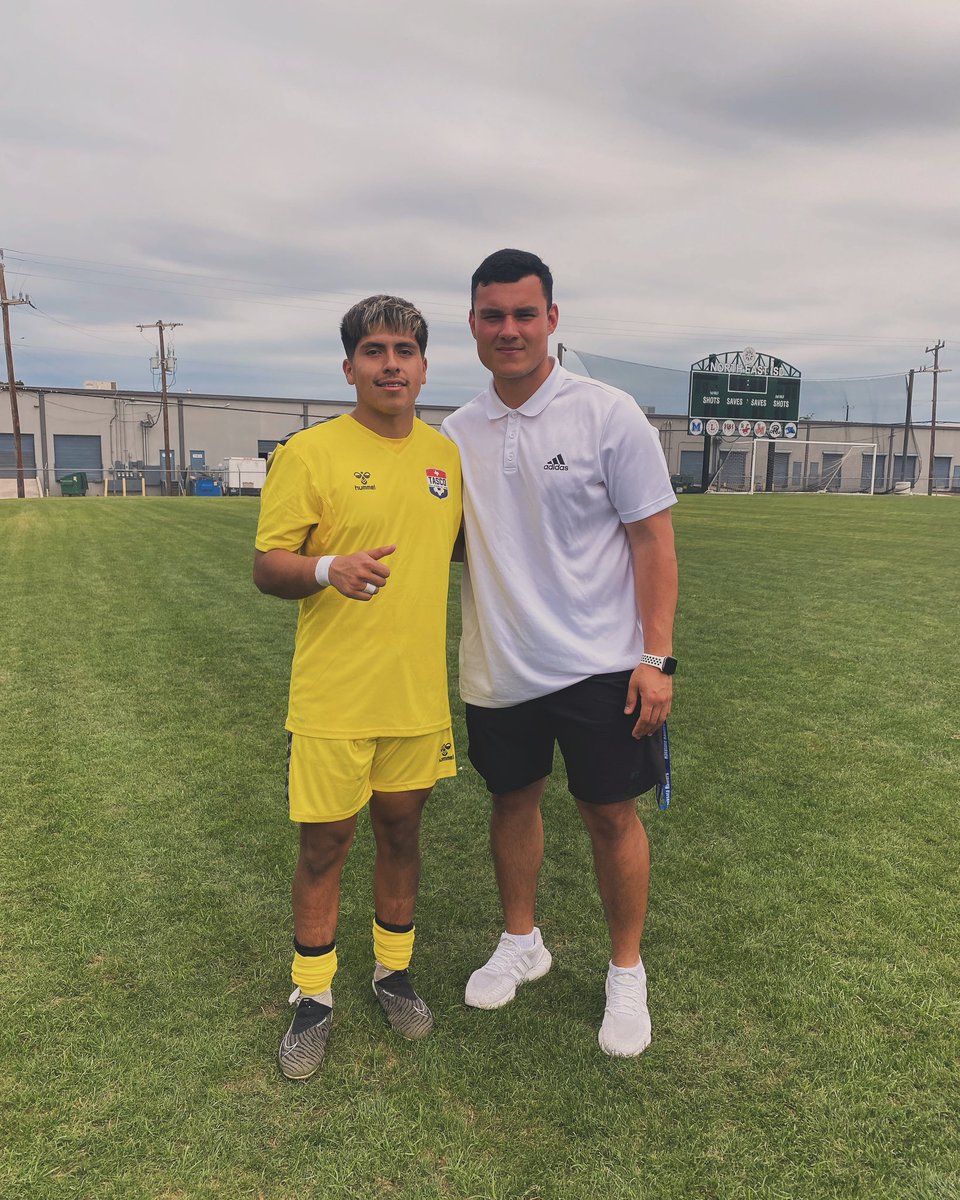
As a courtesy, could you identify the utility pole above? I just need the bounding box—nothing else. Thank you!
[899,369,914,484]
[924,340,947,496]
[0,255,31,499]
[137,320,181,494]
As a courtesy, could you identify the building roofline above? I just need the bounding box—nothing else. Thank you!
[0,383,459,409]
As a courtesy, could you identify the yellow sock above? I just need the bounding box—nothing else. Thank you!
[292,946,338,995]
[372,918,415,972]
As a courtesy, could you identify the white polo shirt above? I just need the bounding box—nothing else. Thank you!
[441,360,676,707]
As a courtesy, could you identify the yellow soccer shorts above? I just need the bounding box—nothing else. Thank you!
[286,729,457,823]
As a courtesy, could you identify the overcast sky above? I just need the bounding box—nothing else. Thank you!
[2,0,958,420]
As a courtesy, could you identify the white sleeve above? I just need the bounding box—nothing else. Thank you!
[599,396,677,523]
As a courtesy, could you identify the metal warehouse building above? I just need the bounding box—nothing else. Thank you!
[2,382,958,498]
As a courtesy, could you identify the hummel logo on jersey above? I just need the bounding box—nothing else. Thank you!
[353,470,376,491]
[543,454,568,471]
[439,741,454,761]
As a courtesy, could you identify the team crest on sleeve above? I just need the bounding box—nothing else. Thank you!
[425,468,449,499]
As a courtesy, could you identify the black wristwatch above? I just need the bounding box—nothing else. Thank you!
[639,654,678,675]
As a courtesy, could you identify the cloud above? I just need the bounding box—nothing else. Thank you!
[1,0,956,417]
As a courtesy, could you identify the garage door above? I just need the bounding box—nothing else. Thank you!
[53,434,104,482]
[0,433,36,479]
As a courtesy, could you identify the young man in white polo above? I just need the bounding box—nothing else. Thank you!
[255,295,462,1079]
[442,250,677,1056]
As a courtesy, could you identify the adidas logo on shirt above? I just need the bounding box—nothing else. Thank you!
[543,454,568,471]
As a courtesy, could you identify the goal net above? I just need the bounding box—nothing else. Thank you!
[708,439,881,494]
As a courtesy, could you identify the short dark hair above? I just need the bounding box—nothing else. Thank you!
[340,295,428,360]
[471,249,553,308]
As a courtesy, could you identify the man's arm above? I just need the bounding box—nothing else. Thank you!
[622,508,678,738]
[253,545,396,601]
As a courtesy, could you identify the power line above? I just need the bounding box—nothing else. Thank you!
[3,247,377,304]
[6,247,951,349]
[26,302,139,348]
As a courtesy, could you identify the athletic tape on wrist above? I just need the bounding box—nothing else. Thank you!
[314,556,336,588]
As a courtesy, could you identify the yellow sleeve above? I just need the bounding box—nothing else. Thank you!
[254,441,325,553]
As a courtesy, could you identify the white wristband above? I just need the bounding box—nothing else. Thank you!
[314,556,337,588]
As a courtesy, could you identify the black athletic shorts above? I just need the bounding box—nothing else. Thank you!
[465,670,666,805]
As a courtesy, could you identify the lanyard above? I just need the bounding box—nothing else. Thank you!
[655,720,671,811]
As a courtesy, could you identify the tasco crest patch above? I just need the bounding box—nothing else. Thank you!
[426,468,448,499]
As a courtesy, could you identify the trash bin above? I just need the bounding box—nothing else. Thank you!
[191,478,222,496]
[60,472,89,497]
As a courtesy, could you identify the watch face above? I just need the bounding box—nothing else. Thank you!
[662,656,678,675]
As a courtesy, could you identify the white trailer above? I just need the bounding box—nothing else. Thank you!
[222,456,267,495]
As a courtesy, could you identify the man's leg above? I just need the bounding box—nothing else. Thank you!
[367,788,435,1038]
[292,817,357,946]
[575,797,649,966]
[576,796,652,1057]
[465,779,553,1009]
[491,779,547,935]
[280,816,356,1080]
[369,788,430,926]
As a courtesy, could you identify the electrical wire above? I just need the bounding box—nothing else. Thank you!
[6,247,950,349]
[25,302,136,348]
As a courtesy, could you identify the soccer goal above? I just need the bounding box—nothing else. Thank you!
[707,439,880,495]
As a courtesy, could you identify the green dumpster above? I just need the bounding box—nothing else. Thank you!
[60,472,89,497]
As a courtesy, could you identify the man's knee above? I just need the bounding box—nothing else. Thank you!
[370,792,428,856]
[491,778,547,815]
[373,815,421,859]
[578,798,643,843]
[298,820,355,877]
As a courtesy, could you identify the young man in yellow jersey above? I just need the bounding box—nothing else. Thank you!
[254,295,462,1080]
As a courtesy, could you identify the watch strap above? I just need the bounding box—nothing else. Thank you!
[639,653,677,674]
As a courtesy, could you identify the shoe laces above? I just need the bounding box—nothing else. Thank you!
[606,969,647,1018]
[289,986,332,1008]
[487,932,537,973]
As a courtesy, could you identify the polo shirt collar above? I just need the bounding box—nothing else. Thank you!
[480,358,565,420]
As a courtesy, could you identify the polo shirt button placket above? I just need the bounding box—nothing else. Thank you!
[504,413,519,473]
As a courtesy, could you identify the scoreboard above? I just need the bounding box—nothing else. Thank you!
[688,349,801,434]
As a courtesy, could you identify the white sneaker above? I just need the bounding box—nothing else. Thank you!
[465,929,553,1009]
[599,961,651,1057]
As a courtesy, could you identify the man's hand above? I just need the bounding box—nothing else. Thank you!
[327,545,396,601]
[624,663,673,739]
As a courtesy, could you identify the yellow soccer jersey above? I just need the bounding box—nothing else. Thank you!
[255,415,462,738]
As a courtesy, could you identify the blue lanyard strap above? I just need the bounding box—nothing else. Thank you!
[655,720,671,811]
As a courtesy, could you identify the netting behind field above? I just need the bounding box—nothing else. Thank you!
[707,438,881,494]
[571,350,955,424]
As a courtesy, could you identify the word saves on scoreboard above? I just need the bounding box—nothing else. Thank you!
[688,349,801,438]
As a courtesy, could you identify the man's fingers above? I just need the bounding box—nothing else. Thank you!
[347,579,379,601]
[632,701,671,739]
[631,699,654,738]
[327,546,396,598]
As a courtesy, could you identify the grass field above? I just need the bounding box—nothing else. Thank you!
[1,494,958,1200]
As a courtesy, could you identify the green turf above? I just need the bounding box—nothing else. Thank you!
[1,494,958,1199]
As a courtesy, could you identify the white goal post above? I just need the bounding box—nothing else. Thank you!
[707,438,880,495]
